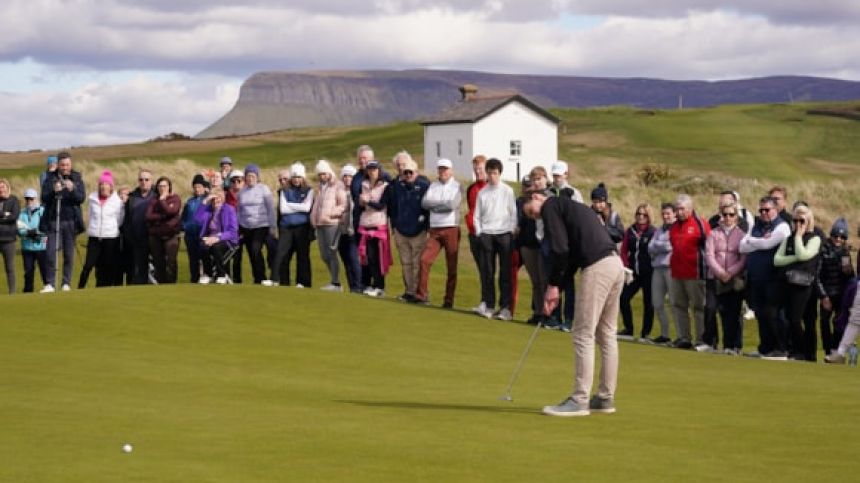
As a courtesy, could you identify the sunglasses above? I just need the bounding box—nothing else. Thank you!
[722,212,737,217]
[835,235,848,240]
[230,178,242,183]
[793,218,805,223]
[403,170,414,176]
[759,208,773,214]
[138,178,151,182]
[636,212,648,216]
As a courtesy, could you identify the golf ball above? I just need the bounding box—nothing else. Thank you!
[122,443,133,453]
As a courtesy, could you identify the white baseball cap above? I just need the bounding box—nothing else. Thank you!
[550,161,568,176]
[229,169,244,179]
[436,158,453,169]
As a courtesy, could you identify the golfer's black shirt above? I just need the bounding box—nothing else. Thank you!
[541,196,617,287]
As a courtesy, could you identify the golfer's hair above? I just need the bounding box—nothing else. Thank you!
[486,158,503,174]
[357,144,374,157]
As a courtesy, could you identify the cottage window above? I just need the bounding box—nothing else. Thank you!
[458,139,463,156]
[436,141,441,157]
[510,140,522,156]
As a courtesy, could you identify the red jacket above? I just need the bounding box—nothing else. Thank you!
[669,212,710,280]
[465,180,487,236]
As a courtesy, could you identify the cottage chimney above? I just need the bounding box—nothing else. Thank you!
[459,84,478,101]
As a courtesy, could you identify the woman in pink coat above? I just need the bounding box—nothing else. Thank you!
[705,202,747,354]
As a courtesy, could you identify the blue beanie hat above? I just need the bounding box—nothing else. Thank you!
[46,155,58,166]
[831,217,849,238]
[590,182,608,201]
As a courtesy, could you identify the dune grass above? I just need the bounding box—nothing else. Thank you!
[1,285,859,482]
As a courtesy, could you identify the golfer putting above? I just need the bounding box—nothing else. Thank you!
[524,192,626,417]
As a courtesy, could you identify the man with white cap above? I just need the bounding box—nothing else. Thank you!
[549,160,584,203]
[388,156,430,302]
[416,158,462,308]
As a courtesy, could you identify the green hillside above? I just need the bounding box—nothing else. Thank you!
[2,286,859,482]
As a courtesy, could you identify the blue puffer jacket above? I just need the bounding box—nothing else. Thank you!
[388,177,429,237]
[18,204,47,251]
[181,195,207,238]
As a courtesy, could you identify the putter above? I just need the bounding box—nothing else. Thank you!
[499,321,543,402]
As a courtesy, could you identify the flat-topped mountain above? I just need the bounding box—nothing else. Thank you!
[197,69,860,138]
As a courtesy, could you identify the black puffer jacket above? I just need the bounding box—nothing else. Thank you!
[0,195,21,242]
[817,239,854,299]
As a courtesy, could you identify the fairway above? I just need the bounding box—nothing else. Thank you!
[2,285,859,482]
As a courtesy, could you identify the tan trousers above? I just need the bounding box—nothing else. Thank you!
[394,230,427,296]
[572,255,625,405]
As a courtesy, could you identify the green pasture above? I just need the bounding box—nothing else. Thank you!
[2,283,859,482]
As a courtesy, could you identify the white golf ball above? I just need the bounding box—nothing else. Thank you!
[122,443,133,453]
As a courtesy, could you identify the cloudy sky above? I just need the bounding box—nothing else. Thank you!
[1,0,859,152]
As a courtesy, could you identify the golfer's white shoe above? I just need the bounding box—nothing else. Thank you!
[542,397,590,417]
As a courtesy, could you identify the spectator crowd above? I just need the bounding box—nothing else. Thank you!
[1,146,859,364]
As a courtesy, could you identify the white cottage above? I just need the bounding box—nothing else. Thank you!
[421,85,560,182]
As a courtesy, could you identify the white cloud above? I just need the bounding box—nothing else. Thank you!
[0,73,240,151]
[0,1,859,150]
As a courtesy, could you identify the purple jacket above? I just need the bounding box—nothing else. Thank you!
[194,202,239,246]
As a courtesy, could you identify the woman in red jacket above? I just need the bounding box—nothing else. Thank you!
[145,176,182,283]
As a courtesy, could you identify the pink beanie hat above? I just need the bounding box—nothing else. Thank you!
[98,170,114,187]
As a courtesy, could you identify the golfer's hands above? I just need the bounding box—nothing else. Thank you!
[543,285,560,316]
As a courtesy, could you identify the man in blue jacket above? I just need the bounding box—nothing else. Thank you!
[388,158,430,302]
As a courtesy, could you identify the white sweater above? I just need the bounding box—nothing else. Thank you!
[474,183,517,236]
[422,178,461,228]
[86,192,124,239]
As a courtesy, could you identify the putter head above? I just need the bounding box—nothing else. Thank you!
[498,394,513,402]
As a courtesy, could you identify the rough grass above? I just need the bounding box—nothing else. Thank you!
[1,286,858,482]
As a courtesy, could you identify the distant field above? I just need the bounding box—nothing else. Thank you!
[2,100,859,231]
[2,285,859,482]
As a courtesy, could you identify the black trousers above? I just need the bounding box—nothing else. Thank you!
[201,241,234,278]
[240,226,270,284]
[749,278,782,354]
[78,237,120,288]
[620,271,654,337]
[272,224,312,286]
[128,235,150,285]
[716,290,743,350]
[22,250,48,293]
[478,233,512,310]
[782,282,815,360]
[820,294,844,355]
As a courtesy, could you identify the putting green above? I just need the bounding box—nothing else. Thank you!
[1,285,858,482]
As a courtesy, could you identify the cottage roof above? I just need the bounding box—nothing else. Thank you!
[421,94,560,126]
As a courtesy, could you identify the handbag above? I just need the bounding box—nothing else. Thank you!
[785,268,814,287]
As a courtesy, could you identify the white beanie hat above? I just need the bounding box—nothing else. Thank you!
[341,164,357,177]
[290,162,306,179]
[315,159,334,176]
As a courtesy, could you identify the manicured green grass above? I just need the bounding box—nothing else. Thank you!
[1,285,859,482]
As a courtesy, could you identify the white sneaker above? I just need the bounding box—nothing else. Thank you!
[494,308,513,321]
[295,283,305,289]
[472,302,487,314]
[478,306,494,319]
[321,284,343,292]
[215,277,228,285]
[61,284,71,292]
[261,280,274,287]
[198,276,211,285]
[363,287,376,296]
[40,284,55,293]
[695,344,714,353]
[743,308,756,320]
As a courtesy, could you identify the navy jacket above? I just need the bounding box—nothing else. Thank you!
[388,177,429,237]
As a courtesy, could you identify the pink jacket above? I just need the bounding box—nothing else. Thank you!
[359,179,388,227]
[705,224,747,280]
[310,182,346,227]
